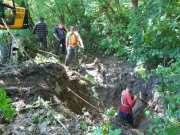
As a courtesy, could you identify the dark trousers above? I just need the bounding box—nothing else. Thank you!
[38,35,47,49]
[118,111,133,127]
[56,39,65,55]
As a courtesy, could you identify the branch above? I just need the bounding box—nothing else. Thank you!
[68,87,104,113]
[40,99,71,135]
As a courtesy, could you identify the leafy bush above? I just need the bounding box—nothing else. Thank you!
[0,88,17,122]
[140,57,180,135]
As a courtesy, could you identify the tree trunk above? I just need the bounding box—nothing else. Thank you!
[22,0,34,30]
[131,0,138,11]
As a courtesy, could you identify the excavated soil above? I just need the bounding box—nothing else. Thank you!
[0,53,165,135]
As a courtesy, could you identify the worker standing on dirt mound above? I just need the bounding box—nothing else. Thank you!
[65,26,84,66]
[53,23,69,55]
[119,84,140,127]
[33,17,48,51]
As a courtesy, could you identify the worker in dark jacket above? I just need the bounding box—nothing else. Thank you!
[53,23,69,55]
[33,17,48,51]
[119,84,140,127]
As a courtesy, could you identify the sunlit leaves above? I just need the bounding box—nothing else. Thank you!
[109,128,121,135]
[0,88,17,122]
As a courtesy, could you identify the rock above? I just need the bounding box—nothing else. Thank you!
[0,117,7,124]
[0,124,7,134]
[54,82,62,95]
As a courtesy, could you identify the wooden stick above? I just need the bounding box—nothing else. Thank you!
[40,99,71,135]
[68,87,104,114]
[38,50,60,58]
[139,98,148,104]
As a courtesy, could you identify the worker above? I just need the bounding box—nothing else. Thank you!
[119,84,140,127]
[33,17,48,51]
[53,23,69,55]
[65,26,84,66]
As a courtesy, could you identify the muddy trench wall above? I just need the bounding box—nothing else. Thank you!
[0,63,100,116]
[95,71,164,132]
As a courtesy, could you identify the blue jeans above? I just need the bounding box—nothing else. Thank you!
[118,111,133,127]
[65,46,78,65]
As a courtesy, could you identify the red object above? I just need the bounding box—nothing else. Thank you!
[120,90,136,114]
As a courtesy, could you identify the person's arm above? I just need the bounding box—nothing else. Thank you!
[63,25,69,32]
[53,33,60,41]
[53,28,60,41]
[66,34,70,48]
[44,23,48,39]
[126,94,136,108]
[77,35,84,49]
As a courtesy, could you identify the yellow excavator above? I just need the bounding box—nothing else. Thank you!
[0,0,29,62]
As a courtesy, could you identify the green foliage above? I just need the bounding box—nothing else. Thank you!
[0,88,17,122]
[92,86,99,99]
[32,97,65,125]
[79,80,88,85]
[91,109,120,135]
[140,57,180,135]
[106,109,116,117]
[109,128,121,135]
[85,74,96,84]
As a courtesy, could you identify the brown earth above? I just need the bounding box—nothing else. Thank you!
[0,53,164,135]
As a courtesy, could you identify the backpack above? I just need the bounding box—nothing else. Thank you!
[68,33,78,46]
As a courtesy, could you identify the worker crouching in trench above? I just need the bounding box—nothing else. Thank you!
[118,84,141,127]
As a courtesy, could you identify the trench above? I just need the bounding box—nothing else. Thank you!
[0,57,163,134]
[80,55,163,134]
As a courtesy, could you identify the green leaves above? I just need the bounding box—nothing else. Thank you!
[92,87,99,99]
[106,109,116,117]
[0,88,17,122]
[85,74,96,84]
[160,14,166,21]
[79,80,88,85]
[170,21,177,30]
[109,129,121,135]
[147,124,156,133]
[93,128,103,135]
[166,126,180,135]
[82,124,87,130]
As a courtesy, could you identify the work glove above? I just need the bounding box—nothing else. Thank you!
[134,95,140,100]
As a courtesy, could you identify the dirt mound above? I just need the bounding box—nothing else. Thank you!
[0,63,98,115]
[0,63,102,134]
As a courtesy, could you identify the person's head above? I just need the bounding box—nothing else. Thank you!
[126,84,133,92]
[70,26,75,34]
[59,23,64,28]
[39,17,44,22]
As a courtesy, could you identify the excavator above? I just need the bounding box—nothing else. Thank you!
[0,0,29,62]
